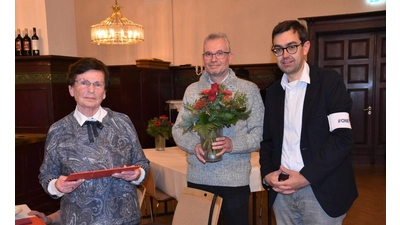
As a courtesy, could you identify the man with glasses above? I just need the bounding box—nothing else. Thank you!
[259,20,358,224]
[172,32,264,225]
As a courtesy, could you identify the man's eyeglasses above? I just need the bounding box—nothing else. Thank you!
[271,43,302,57]
[202,51,230,60]
[75,80,105,89]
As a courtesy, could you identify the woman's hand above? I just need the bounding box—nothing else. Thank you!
[111,165,141,181]
[28,210,52,224]
[55,175,84,193]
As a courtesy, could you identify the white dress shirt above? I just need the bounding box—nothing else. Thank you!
[280,63,310,172]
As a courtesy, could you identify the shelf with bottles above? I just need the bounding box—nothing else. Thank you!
[15,27,40,56]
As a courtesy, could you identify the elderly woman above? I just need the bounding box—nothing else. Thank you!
[38,57,150,225]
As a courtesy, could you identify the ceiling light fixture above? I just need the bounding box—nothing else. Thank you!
[90,0,144,45]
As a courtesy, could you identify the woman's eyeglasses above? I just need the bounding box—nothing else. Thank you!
[75,79,105,89]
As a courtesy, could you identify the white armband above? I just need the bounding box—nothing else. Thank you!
[327,112,352,132]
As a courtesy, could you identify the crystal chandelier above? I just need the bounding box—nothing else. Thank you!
[90,0,144,45]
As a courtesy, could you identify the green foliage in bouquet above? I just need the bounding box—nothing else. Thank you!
[178,83,251,139]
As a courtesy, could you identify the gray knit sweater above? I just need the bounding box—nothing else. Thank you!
[172,68,264,187]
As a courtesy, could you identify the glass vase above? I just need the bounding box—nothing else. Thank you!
[200,128,223,162]
[155,135,166,151]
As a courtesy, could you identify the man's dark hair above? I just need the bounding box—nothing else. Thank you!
[272,20,309,44]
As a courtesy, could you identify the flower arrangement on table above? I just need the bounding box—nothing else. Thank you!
[177,83,251,161]
[146,115,174,139]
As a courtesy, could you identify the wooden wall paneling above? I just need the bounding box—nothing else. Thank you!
[171,66,200,100]
[15,83,53,134]
[15,55,80,73]
[15,55,82,134]
[158,69,176,147]
[170,64,282,102]
[15,134,60,215]
[159,70,175,113]
[51,82,76,122]
[105,65,144,147]
[102,66,125,114]
[230,64,283,91]
[122,68,143,144]
[105,65,175,149]
[119,66,142,123]
[139,69,174,148]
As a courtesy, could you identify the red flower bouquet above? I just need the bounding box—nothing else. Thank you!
[146,115,174,138]
[178,83,251,161]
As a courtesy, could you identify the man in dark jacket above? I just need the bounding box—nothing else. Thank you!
[259,20,358,224]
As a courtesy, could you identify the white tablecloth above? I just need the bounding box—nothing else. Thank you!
[143,146,263,200]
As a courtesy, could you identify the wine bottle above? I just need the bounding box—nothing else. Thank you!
[32,27,40,56]
[15,29,23,56]
[22,28,32,56]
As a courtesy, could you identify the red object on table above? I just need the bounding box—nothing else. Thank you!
[15,217,46,225]
[15,218,31,225]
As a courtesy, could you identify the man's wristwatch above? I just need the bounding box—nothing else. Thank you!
[262,178,272,191]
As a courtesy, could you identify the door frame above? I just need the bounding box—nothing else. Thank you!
[300,11,386,66]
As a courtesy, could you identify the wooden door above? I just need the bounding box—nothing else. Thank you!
[317,32,386,164]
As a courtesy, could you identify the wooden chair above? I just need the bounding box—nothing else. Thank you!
[142,187,223,225]
[171,187,223,225]
[137,184,146,208]
[142,168,175,222]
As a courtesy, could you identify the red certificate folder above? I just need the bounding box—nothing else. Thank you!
[15,217,45,225]
[15,218,31,225]
[65,166,140,181]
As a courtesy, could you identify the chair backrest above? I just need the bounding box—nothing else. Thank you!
[142,168,157,198]
[142,168,174,201]
[137,184,146,208]
[171,187,223,225]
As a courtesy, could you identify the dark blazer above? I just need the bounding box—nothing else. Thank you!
[259,65,358,217]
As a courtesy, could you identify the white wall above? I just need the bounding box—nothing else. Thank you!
[73,0,173,66]
[15,0,77,57]
[15,0,386,66]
